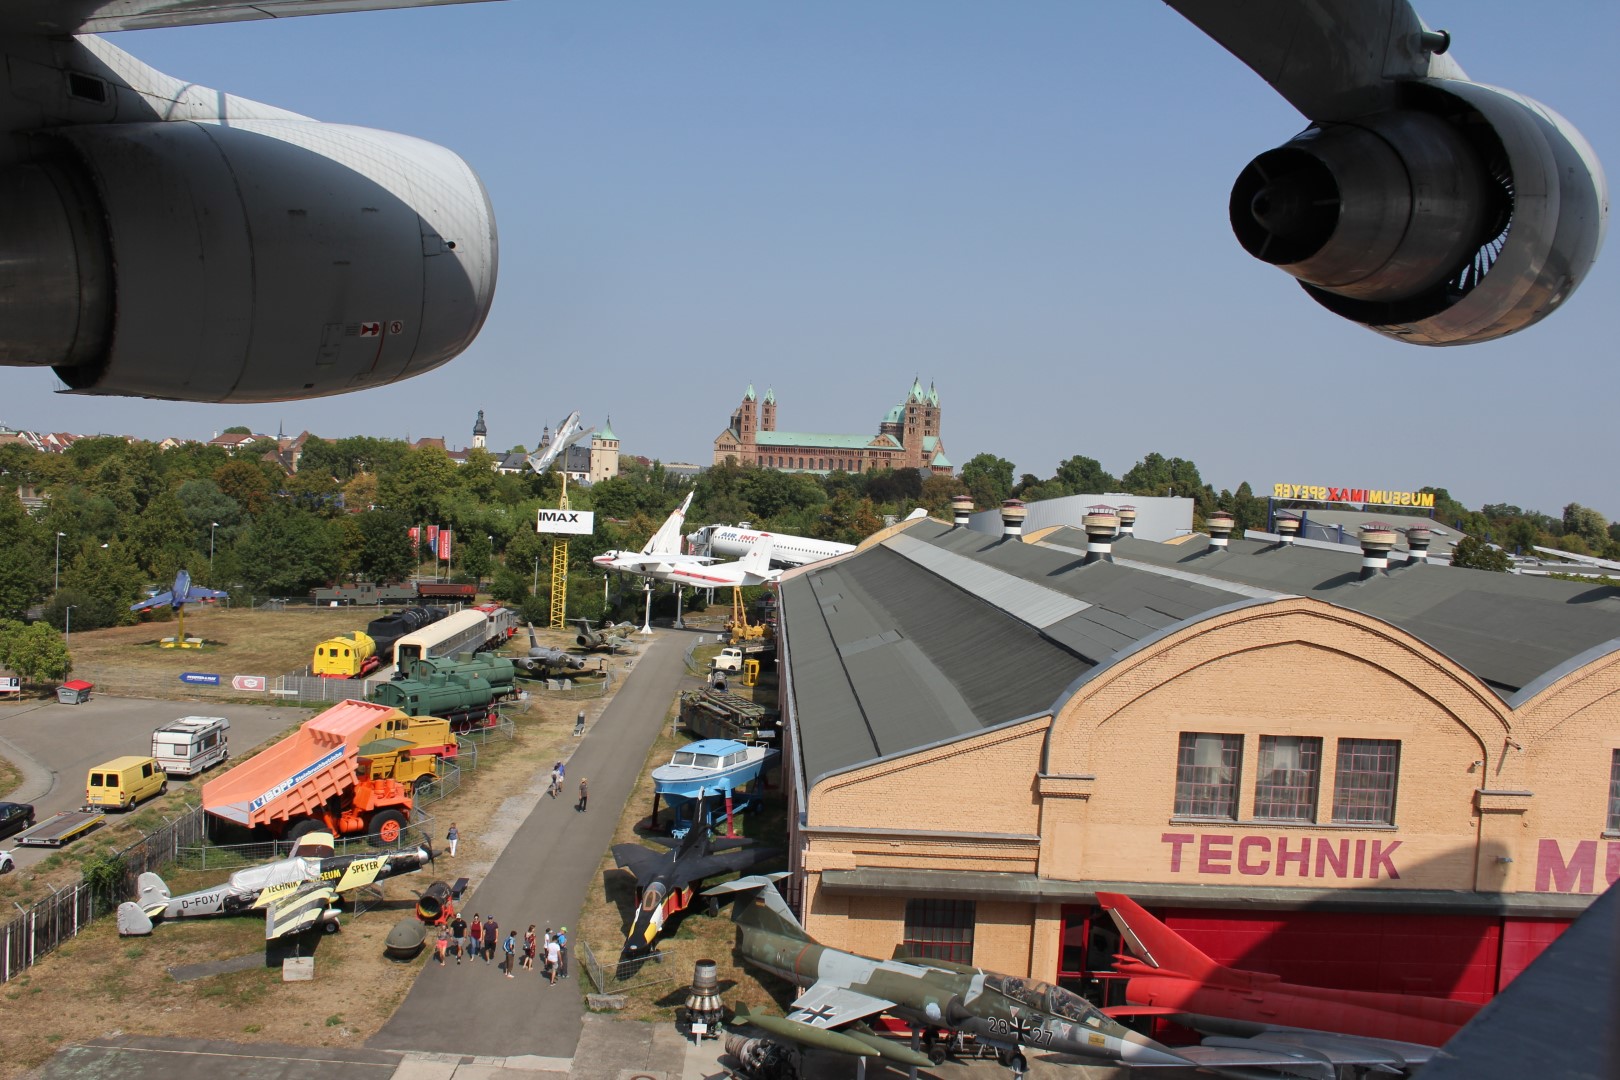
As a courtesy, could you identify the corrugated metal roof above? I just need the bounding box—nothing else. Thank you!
[781,515,1620,788]
[784,546,1089,783]
[883,531,1091,628]
[1109,533,1620,694]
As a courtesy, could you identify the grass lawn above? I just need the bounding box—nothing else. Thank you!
[65,606,377,699]
[0,754,19,800]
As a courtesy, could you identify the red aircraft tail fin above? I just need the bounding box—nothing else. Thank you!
[1096,892,1223,982]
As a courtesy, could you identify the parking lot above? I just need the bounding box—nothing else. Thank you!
[0,694,311,869]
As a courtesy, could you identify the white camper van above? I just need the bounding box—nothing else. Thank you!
[150,716,230,777]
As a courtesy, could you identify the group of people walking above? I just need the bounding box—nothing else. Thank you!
[435,912,570,983]
[547,761,588,813]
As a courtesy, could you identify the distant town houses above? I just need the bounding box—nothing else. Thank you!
[1,410,633,493]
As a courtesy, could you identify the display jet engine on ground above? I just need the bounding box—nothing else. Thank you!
[117,830,433,939]
[572,617,635,653]
[0,1,497,402]
[706,876,1192,1076]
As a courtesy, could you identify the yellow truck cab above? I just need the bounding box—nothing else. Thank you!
[85,756,168,811]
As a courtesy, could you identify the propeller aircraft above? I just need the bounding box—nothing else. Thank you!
[117,830,433,939]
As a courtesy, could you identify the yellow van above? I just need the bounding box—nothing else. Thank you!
[85,756,168,811]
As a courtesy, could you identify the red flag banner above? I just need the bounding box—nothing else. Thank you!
[409,526,420,549]
[426,525,440,547]
[438,530,452,561]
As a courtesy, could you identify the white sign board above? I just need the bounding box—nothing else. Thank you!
[536,509,595,536]
[0,676,20,695]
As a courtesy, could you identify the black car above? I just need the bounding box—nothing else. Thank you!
[0,801,35,841]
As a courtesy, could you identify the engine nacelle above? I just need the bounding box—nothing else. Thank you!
[1230,82,1606,346]
[0,119,496,401]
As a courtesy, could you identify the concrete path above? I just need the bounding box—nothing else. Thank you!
[370,628,700,1060]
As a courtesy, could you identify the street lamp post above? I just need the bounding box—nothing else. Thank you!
[64,604,76,646]
[533,555,540,596]
[54,532,65,591]
[210,522,219,575]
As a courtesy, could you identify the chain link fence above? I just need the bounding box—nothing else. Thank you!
[578,939,681,996]
[1,804,209,985]
[175,811,440,872]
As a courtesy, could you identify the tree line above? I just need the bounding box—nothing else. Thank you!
[3,435,1614,646]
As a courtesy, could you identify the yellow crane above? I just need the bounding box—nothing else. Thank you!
[526,410,595,631]
[550,473,571,630]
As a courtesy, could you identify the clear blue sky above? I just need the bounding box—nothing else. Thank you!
[6,1,1616,516]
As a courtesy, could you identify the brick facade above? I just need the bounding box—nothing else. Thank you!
[792,593,1619,981]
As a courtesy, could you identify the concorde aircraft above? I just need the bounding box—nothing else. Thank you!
[592,492,716,583]
[0,2,1606,403]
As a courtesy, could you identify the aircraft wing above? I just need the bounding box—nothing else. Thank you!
[611,843,669,884]
[670,848,778,889]
[179,583,230,604]
[262,883,338,939]
[1163,0,1468,122]
[2,0,500,35]
[786,979,896,1029]
[129,590,177,613]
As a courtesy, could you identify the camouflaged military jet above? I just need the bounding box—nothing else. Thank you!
[706,875,1191,1075]
[117,831,432,939]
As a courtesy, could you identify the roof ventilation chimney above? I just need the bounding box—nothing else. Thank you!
[1206,510,1235,553]
[1082,505,1119,564]
[1359,522,1398,579]
[1116,505,1137,538]
[1275,513,1301,547]
[951,493,975,528]
[1405,523,1432,564]
[999,499,1027,542]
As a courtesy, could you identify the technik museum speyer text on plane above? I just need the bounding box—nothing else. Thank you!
[0,1,1608,403]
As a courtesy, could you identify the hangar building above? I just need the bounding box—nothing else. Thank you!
[774,504,1620,1006]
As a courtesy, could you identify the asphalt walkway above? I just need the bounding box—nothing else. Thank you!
[370,628,699,1060]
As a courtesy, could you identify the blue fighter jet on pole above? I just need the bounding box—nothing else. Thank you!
[130,569,228,649]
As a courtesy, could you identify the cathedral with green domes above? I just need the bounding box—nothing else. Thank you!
[712,378,952,476]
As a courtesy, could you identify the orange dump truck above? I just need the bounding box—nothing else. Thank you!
[202,699,415,844]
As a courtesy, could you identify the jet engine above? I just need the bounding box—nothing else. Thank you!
[1229,81,1606,345]
[0,117,496,401]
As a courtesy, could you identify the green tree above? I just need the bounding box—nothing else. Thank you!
[213,460,275,516]
[459,531,494,584]
[222,425,253,435]
[1450,535,1512,572]
[235,506,342,595]
[175,479,243,557]
[60,542,146,626]
[1054,455,1118,495]
[378,446,460,524]
[128,490,197,580]
[959,453,1015,509]
[4,621,72,684]
[1122,452,1214,515]
[0,493,49,620]
[1561,503,1609,550]
[355,510,416,584]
